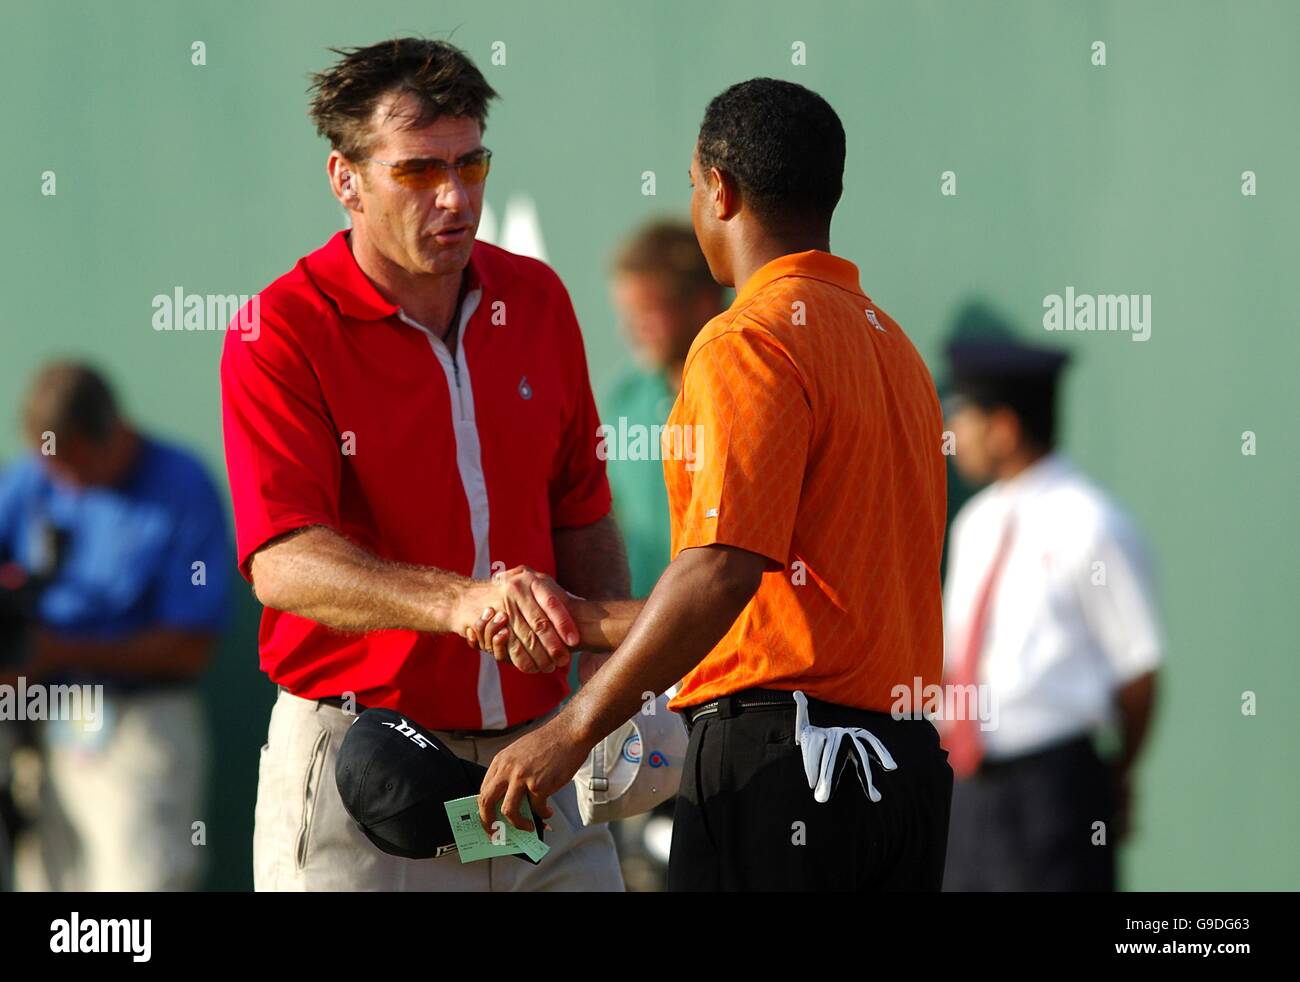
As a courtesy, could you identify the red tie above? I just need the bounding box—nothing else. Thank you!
[942,513,1016,779]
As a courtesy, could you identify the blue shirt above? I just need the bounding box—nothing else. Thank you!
[0,436,231,651]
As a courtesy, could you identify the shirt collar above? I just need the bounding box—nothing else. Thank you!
[304,230,495,322]
[733,250,864,308]
[995,452,1073,501]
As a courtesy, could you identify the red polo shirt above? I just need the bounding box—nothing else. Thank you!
[220,231,611,730]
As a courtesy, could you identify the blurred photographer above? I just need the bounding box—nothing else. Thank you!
[0,523,65,890]
[0,361,230,890]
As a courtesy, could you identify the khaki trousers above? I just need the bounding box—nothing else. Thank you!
[0,722,15,892]
[253,689,625,891]
[23,688,208,891]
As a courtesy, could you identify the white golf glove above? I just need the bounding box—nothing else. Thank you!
[793,690,898,803]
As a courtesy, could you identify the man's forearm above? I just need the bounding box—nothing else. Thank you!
[553,514,636,662]
[561,544,764,746]
[571,597,644,652]
[1116,670,1158,772]
[552,514,631,602]
[250,525,471,634]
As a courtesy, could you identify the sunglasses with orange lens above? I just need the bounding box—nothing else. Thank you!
[367,148,493,189]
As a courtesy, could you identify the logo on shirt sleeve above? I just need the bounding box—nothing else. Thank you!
[704,507,719,519]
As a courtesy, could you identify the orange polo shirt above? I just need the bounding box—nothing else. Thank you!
[664,250,946,713]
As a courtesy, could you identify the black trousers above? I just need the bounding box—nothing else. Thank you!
[942,734,1118,892]
[667,692,954,891]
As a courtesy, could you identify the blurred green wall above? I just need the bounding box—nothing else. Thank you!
[2,0,1296,890]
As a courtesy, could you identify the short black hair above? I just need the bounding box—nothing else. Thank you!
[696,78,845,229]
[963,379,1060,450]
[308,38,498,161]
[945,322,1071,451]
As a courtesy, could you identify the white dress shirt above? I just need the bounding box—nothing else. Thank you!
[943,453,1163,760]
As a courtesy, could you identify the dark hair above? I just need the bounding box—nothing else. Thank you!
[307,38,498,160]
[696,78,845,229]
[612,219,720,302]
[24,361,120,445]
[968,381,1060,450]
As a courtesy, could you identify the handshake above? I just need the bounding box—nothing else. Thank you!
[451,566,609,676]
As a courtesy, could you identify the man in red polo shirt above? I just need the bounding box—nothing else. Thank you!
[220,38,628,891]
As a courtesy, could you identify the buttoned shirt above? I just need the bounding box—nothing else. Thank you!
[943,453,1163,758]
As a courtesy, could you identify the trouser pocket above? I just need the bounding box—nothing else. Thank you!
[295,727,331,871]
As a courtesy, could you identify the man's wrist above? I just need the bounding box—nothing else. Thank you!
[426,572,482,634]
[561,694,608,750]
[571,597,617,652]
[580,597,644,651]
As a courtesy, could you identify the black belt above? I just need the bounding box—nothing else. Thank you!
[279,687,363,714]
[683,688,801,729]
[976,733,1099,775]
[280,686,541,739]
[445,716,542,740]
[314,694,356,712]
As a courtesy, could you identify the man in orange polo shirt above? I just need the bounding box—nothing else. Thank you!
[479,78,952,891]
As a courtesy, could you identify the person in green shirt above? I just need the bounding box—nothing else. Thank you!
[587,220,724,889]
[601,220,725,597]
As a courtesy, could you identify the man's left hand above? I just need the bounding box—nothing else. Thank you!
[478,713,593,834]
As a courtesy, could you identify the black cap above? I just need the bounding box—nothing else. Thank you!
[943,333,1070,447]
[941,302,1069,401]
[945,338,1070,383]
[335,708,543,863]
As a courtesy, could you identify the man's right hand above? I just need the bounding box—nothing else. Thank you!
[453,566,580,674]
